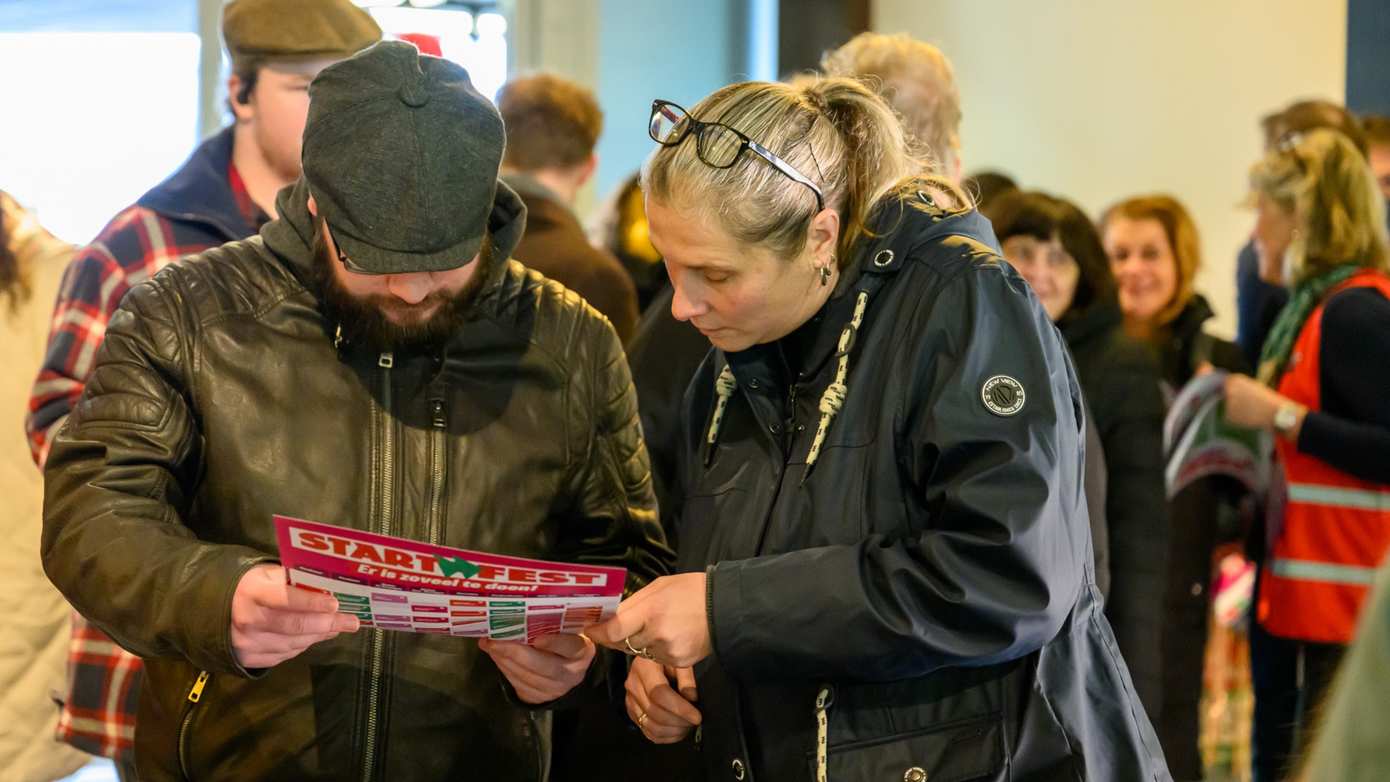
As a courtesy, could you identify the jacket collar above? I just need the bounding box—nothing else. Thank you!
[1059,296,1124,348]
[500,173,567,213]
[259,176,528,304]
[1165,294,1216,346]
[136,126,256,242]
[725,191,1002,391]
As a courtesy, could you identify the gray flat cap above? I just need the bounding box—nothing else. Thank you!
[302,40,506,274]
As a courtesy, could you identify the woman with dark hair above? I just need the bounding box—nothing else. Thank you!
[987,190,1168,720]
[585,76,1169,781]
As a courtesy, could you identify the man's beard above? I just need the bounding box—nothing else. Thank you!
[309,221,490,353]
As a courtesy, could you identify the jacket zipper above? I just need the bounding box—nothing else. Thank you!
[427,397,447,545]
[177,670,211,780]
[526,710,544,779]
[362,351,395,782]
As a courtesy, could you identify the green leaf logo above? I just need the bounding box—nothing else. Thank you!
[437,556,480,579]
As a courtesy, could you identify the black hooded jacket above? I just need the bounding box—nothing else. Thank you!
[670,193,1170,781]
[1058,296,1169,720]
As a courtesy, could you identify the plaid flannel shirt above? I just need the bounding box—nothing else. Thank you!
[28,126,265,759]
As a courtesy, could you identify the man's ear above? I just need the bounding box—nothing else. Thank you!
[227,74,254,123]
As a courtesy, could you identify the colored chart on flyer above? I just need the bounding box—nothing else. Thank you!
[274,515,625,641]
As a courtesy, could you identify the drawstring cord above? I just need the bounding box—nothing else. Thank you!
[803,290,868,483]
[704,365,738,466]
[702,289,873,481]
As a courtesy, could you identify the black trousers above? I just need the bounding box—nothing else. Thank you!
[1248,618,1344,782]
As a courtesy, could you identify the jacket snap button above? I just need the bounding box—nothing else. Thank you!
[770,423,781,434]
[873,249,895,266]
[731,758,746,779]
[904,767,927,782]
[749,378,761,389]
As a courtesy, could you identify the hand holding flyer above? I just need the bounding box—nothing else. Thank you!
[274,515,626,642]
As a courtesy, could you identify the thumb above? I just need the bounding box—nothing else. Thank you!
[674,666,698,703]
[533,633,591,659]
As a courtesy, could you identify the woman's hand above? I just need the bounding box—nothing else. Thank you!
[586,572,712,668]
[1224,373,1302,436]
[624,657,701,744]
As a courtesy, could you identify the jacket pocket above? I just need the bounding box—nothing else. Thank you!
[808,713,1005,782]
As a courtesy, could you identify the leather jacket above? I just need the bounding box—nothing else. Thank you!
[42,179,673,781]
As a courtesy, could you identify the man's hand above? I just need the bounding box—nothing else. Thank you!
[478,633,597,704]
[625,657,701,744]
[586,573,711,668]
[230,564,359,669]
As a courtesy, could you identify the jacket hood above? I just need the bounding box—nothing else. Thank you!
[259,175,527,293]
[136,126,256,243]
[1166,293,1216,345]
[860,191,1002,264]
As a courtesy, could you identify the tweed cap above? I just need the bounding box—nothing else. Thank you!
[222,0,382,70]
[302,41,506,274]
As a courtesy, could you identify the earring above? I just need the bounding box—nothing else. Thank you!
[819,266,832,286]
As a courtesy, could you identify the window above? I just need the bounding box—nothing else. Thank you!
[366,5,510,100]
[0,31,201,244]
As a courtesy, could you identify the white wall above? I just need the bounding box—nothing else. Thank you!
[873,0,1347,338]
[511,0,749,217]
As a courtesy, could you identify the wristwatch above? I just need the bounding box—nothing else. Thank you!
[1273,402,1304,440]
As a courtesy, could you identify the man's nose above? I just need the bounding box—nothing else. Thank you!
[387,272,434,304]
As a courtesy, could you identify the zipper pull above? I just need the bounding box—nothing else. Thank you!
[430,398,447,428]
[378,351,394,369]
[187,670,210,703]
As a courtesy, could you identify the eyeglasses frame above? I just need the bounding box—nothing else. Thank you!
[648,99,825,212]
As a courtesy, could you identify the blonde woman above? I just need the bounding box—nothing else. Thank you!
[1222,128,1390,781]
[589,79,1168,781]
[0,192,88,780]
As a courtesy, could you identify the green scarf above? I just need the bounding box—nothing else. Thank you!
[1256,264,1362,386]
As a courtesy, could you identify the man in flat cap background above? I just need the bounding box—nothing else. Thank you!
[41,41,672,780]
[25,1,379,776]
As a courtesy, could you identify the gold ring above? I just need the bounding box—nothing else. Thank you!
[625,636,650,659]
[637,711,649,729]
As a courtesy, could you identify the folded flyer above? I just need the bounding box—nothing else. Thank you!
[274,515,625,641]
[1162,370,1270,499]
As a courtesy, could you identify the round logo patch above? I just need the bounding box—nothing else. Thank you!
[981,375,1025,416]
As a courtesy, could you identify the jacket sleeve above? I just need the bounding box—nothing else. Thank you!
[1096,344,1169,716]
[707,263,1088,682]
[505,316,675,710]
[565,315,676,593]
[1297,287,1390,484]
[41,277,272,675]
[25,238,135,468]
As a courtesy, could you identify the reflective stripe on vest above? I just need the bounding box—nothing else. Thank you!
[1268,557,1380,587]
[1288,483,1390,512]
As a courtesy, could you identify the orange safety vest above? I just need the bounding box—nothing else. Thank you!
[1258,270,1390,644]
